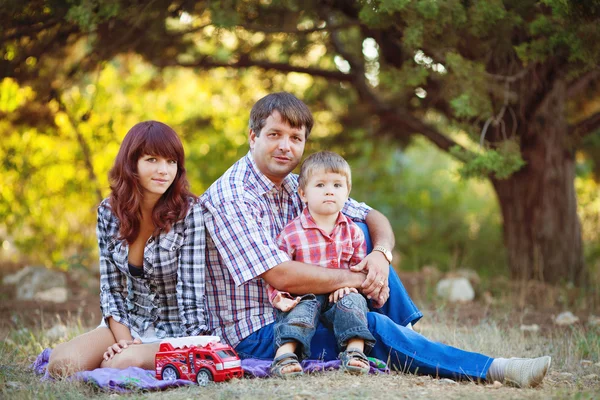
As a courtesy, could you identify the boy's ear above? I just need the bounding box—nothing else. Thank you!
[298,188,307,203]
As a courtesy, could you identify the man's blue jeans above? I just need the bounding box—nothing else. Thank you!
[237,223,492,380]
[274,292,376,360]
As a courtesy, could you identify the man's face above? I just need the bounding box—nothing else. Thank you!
[249,110,306,186]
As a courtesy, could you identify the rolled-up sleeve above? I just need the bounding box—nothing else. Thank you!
[205,196,291,287]
[342,197,372,222]
[97,205,130,328]
[177,201,209,336]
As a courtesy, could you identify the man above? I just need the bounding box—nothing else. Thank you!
[201,92,551,386]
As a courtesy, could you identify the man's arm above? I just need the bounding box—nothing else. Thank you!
[350,209,394,305]
[261,261,364,295]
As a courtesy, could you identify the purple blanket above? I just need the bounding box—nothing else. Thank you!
[32,348,388,392]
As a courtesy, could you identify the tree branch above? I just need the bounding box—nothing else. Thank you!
[569,111,600,138]
[53,90,103,203]
[238,20,358,34]
[328,22,468,156]
[2,17,63,41]
[567,69,600,98]
[157,57,354,82]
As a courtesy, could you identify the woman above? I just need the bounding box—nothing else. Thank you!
[48,121,208,377]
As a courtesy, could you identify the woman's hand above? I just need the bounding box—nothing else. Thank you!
[103,338,142,361]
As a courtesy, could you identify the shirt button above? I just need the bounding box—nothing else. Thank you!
[148,238,153,243]
[171,246,176,251]
[145,257,150,261]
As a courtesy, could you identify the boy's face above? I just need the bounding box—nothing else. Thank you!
[299,171,350,218]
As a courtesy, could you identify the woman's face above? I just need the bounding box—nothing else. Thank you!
[137,154,178,200]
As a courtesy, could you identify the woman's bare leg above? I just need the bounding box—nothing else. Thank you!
[100,342,161,370]
[47,327,116,378]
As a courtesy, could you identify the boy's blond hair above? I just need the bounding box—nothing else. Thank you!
[298,151,352,191]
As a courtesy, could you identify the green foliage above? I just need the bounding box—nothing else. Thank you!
[2,0,600,284]
[450,140,526,180]
[347,137,506,275]
[467,0,507,38]
[444,52,493,119]
[66,0,121,31]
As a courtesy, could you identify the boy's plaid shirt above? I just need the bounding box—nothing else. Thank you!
[267,207,367,304]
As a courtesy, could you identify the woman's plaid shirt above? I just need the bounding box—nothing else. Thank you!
[98,198,208,339]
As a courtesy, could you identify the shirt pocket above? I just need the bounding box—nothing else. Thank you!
[106,238,129,274]
[340,246,355,262]
[156,232,185,277]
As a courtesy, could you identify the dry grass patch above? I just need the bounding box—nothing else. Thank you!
[1,306,599,399]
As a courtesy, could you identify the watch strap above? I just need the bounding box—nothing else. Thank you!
[373,245,392,263]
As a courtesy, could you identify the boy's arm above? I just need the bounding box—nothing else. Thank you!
[263,221,366,295]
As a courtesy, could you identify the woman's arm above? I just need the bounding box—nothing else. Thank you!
[97,203,132,332]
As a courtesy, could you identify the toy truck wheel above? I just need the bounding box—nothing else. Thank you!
[196,368,213,386]
[161,365,180,381]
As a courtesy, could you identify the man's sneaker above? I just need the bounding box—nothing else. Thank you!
[504,356,551,388]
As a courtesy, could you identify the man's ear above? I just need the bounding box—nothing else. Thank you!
[249,129,256,149]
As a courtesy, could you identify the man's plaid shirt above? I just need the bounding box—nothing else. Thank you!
[267,207,367,304]
[201,152,371,348]
[98,198,208,339]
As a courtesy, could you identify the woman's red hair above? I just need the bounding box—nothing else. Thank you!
[108,121,196,243]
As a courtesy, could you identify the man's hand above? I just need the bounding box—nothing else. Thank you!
[103,338,142,361]
[350,251,390,305]
[272,292,302,312]
[329,287,358,303]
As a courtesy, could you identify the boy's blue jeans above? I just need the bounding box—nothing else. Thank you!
[237,224,492,380]
[274,292,376,360]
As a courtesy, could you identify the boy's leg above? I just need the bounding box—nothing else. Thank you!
[356,222,422,326]
[273,294,321,360]
[322,292,374,372]
[236,295,324,371]
[321,292,375,354]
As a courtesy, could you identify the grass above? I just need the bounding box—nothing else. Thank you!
[1,304,599,400]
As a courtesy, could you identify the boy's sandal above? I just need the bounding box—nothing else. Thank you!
[339,349,370,375]
[270,352,304,378]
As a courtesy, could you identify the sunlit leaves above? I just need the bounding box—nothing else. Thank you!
[0,78,34,113]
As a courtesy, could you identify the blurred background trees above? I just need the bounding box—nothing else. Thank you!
[1,0,599,287]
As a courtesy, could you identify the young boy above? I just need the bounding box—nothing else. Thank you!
[267,151,376,377]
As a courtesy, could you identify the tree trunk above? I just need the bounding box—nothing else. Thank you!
[492,81,585,285]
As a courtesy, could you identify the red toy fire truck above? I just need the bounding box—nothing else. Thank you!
[155,336,243,386]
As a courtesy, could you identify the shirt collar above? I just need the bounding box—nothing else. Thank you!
[299,207,348,231]
[246,151,298,196]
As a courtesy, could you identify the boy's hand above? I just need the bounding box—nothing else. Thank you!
[272,292,301,312]
[103,338,142,360]
[329,287,358,303]
[350,251,390,304]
